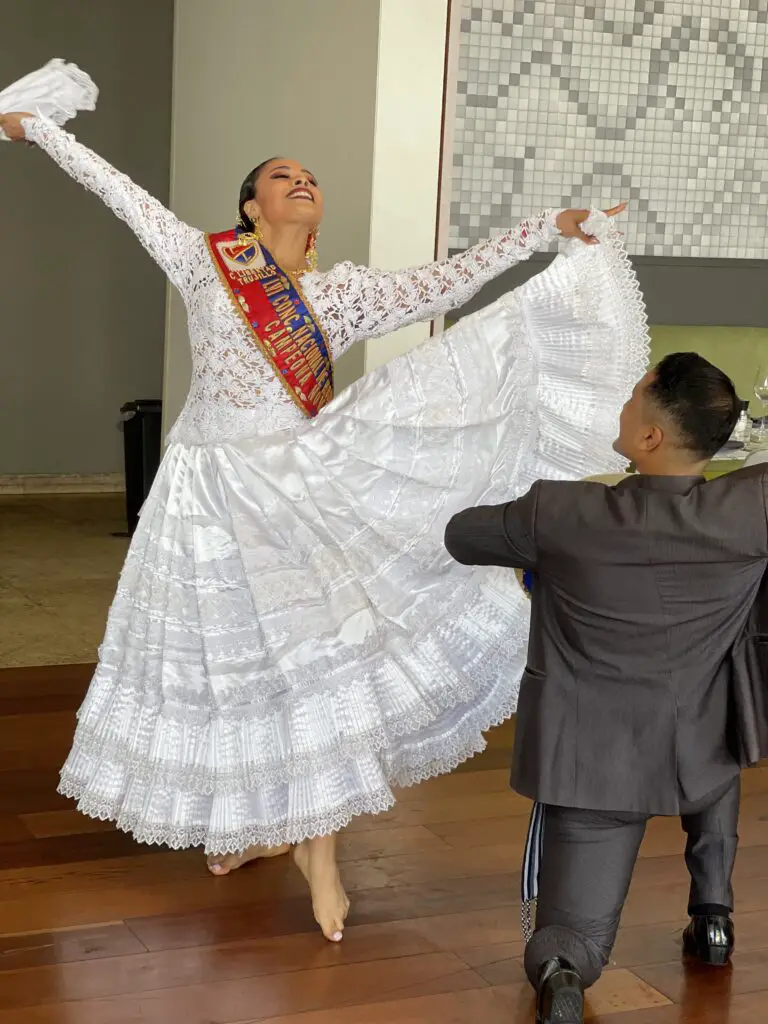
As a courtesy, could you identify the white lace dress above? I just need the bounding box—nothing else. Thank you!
[25,116,649,853]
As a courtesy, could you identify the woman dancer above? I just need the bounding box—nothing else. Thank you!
[0,106,647,942]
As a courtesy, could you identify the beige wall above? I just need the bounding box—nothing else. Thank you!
[164,0,381,431]
[164,0,451,429]
[364,0,450,372]
[0,0,174,475]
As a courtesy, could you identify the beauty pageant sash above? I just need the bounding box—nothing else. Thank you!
[207,229,334,417]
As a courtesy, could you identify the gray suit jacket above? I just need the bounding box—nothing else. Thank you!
[445,467,768,815]
[730,561,768,767]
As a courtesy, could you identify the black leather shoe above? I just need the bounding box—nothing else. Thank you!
[536,957,584,1023]
[682,915,734,966]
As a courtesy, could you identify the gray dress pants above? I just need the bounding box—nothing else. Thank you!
[523,775,740,989]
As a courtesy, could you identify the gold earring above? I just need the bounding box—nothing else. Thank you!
[306,229,319,272]
[252,218,264,243]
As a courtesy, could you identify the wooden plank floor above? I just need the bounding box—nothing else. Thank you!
[0,664,766,1022]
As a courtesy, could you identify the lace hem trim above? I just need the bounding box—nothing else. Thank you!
[589,213,651,393]
[60,632,522,794]
[58,691,515,853]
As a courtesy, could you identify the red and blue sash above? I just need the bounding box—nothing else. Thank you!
[206,228,334,418]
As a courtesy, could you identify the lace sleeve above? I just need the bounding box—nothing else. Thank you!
[307,210,560,357]
[23,116,202,293]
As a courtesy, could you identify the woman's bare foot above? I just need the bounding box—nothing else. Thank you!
[293,835,350,942]
[207,843,290,876]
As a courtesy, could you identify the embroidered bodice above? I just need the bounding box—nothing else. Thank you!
[26,116,560,443]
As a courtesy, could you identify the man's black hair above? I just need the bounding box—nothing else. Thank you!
[646,352,740,460]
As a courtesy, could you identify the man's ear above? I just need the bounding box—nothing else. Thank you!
[637,423,664,453]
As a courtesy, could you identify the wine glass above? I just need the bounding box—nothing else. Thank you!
[753,363,768,449]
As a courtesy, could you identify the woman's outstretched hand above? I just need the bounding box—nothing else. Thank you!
[0,113,34,142]
[556,203,627,245]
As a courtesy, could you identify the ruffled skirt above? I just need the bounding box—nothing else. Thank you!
[59,233,648,851]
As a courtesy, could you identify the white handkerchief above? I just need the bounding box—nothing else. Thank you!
[0,58,98,141]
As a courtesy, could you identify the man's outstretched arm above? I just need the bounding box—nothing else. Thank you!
[444,483,539,569]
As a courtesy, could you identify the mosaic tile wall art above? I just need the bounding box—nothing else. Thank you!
[450,1,768,257]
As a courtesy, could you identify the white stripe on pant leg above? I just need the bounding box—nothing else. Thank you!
[521,801,545,944]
